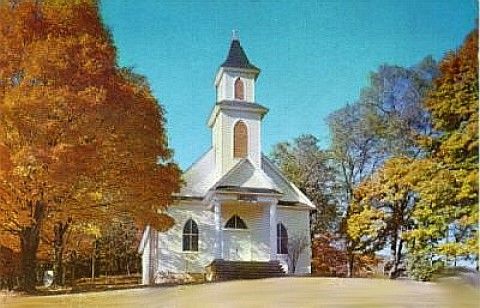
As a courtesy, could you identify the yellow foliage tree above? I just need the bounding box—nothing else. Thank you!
[349,29,478,280]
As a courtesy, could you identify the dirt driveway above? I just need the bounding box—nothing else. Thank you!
[2,277,479,307]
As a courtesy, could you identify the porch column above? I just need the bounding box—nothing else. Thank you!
[213,199,223,259]
[269,199,278,260]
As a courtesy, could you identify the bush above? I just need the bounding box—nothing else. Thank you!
[406,252,443,281]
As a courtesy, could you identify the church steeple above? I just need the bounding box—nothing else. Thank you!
[209,34,268,178]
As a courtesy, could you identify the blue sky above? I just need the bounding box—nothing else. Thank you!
[100,0,476,169]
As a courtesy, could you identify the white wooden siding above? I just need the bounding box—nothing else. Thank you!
[143,200,311,282]
[277,207,311,274]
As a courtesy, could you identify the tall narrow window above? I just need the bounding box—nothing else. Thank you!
[233,121,248,158]
[182,219,198,251]
[234,78,244,100]
[277,223,288,254]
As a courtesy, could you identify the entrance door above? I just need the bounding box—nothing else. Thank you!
[224,230,251,261]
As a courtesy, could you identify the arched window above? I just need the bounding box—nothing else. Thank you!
[233,121,248,158]
[225,215,247,229]
[277,223,288,254]
[234,78,244,100]
[182,219,198,251]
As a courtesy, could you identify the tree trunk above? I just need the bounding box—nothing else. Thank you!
[91,238,97,282]
[388,226,398,277]
[125,233,130,276]
[347,251,354,278]
[71,260,75,284]
[19,201,45,293]
[291,258,296,275]
[53,220,70,287]
[390,238,404,279]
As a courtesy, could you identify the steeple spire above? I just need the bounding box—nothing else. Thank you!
[220,33,259,72]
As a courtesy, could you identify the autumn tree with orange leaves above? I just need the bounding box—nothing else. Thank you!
[0,0,181,292]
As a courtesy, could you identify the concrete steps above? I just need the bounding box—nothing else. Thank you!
[205,259,285,281]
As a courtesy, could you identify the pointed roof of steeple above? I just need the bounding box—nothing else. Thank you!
[221,38,260,72]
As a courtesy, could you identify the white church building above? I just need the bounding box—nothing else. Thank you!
[139,36,314,284]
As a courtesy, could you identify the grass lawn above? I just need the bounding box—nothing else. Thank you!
[2,277,479,307]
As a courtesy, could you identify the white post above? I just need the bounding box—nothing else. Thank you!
[142,227,151,285]
[214,199,223,259]
[148,228,157,285]
[269,199,278,260]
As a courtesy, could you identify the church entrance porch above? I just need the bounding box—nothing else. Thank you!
[205,196,288,281]
[210,194,279,263]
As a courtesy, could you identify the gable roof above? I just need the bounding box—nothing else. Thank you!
[221,39,260,72]
[177,149,315,208]
[213,158,281,194]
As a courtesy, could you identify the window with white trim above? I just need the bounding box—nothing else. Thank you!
[182,219,199,251]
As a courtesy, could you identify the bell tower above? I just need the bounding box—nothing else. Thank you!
[208,32,268,178]
[214,31,259,103]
